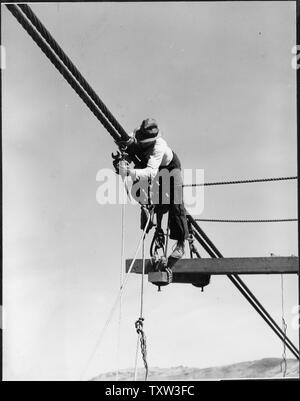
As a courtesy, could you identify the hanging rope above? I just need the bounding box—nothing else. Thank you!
[194,218,298,223]
[280,274,288,378]
[134,318,148,381]
[115,181,127,381]
[134,330,140,381]
[183,176,297,187]
[134,229,149,381]
[80,214,151,381]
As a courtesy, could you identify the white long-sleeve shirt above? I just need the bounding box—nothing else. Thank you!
[132,135,173,181]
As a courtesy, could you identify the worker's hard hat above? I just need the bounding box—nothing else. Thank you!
[135,118,160,143]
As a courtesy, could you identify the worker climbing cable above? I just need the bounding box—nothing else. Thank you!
[6,3,299,381]
[114,118,189,261]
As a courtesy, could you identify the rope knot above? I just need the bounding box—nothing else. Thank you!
[135,317,144,334]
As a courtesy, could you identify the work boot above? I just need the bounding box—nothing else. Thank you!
[169,241,185,259]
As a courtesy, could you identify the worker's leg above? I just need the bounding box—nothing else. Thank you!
[131,178,156,233]
[161,153,189,258]
[168,176,189,242]
[131,179,150,205]
[169,203,189,242]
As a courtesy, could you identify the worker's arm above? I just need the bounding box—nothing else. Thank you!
[130,144,164,181]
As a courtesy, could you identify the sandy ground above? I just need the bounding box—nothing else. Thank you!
[92,358,299,381]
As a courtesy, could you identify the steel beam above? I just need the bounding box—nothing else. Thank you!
[126,257,298,276]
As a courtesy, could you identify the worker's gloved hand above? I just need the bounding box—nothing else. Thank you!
[112,151,130,175]
[118,161,135,178]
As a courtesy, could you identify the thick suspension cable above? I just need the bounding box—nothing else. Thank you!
[7,0,298,371]
[18,3,129,141]
[6,4,121,142]
[187,214,299,360]
[188,214,299,358]
[189,224,298,354]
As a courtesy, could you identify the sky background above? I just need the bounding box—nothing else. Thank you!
[2,2,298,381]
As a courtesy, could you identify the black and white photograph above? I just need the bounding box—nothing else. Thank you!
[1,1,299,382]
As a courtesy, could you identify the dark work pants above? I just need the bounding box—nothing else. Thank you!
[155,152,189,241]
[132,152,189,241]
